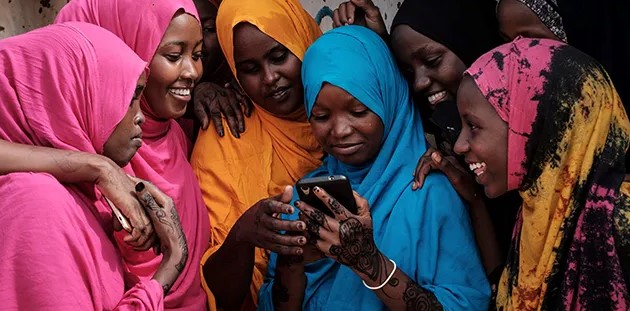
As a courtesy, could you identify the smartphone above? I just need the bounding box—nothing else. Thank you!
[296,175,357,217]
[104,196,133,233]
[429,99,462,146]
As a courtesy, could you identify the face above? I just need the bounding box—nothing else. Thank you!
[103,72,147,167]
[496,0,560,41]
[391,25,467,112]
[453,77,508,198]
[144,12,203,120]
[233,23,303,118]
[310,83,384,166]
[193,0,223,78]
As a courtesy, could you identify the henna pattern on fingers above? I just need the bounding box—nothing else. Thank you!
[402,280,443,311]
[328,197,345,216]
[170,206,188,273]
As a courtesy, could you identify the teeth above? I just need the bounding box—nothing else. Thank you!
[427,91,446,104]
[169,88,191,96]
[468,162,486,176]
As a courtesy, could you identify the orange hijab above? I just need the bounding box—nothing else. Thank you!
[190,0,323,309]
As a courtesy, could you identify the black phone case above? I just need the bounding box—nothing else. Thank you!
[296,175,357,217]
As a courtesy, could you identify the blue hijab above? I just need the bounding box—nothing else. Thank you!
[259,26,489,311]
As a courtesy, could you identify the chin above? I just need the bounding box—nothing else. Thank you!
[483,185,507,199]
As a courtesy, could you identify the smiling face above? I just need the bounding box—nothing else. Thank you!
[232,22,304,118]
[496,0,560,41]
[144,12,203,120]
[103,72,147,167]
[454,77,509,198]
[310,83,384,166]
[391,25,467,112]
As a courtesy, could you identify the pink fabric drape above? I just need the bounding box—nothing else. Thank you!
[0,22,162,310]
[56,1,210,310]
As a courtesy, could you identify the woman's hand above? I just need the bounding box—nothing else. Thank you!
[295,187,385,280]
[333,0,387,38]
[413,148,482,203]
[235,186,308,255]
[95,161,156,251]
[193,81,252,138]
[134,180,188,295]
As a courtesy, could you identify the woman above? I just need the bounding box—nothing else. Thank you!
[53,1,210,309]
[258,25,490,311]
[0,21,187,310]
[190,0,323,309]
[335,0,519,281]
[454,37,630,310]
[496,0,630,108]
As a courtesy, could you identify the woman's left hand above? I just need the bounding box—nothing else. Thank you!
[295,187,384,280]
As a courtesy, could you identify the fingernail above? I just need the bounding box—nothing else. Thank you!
[287,207,294,214]
[297,222,305,230]
[135,182,145,192]
[296,248,303,255]
[313,186,321,193]
[298,237,306,244]
[235,132,240,138]
[294,201,301,207]
[219,130,224,137]
[432,152,442,163]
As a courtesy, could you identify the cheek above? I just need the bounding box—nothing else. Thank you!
[440,59,465,93]
[283,57,302,83]
[237,74,263,103]
[310,122,330,147]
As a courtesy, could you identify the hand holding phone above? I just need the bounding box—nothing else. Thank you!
[296,175,357,217]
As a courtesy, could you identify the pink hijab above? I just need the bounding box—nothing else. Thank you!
[56,1,210,310]
[0,22,163,309]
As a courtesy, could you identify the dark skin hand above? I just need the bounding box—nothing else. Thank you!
[413,148,502,274]
[203,186,307,310]
[333,0,388,38]
[133,179,188,295]
[193,80,252,138]
[274,187,443,311]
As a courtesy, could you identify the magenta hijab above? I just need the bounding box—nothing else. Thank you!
[0,22,164,309]
[56,1,210,310]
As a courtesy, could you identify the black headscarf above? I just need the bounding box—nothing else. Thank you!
[391,0,502,66]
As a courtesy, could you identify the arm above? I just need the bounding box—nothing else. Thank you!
[0,140,155,249]
[202,186,307,310]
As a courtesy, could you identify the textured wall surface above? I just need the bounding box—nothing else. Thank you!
[0,0,401,38]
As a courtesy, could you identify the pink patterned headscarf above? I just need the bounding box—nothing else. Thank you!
[56,1,210,310]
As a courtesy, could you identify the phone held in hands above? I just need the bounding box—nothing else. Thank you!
[104,196,132,233]
[296,175,357,217]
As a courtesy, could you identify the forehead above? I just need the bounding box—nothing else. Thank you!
[233,23,280,60]
[161,13,202,43]
[457,77,493,114]
[391,25,446,58]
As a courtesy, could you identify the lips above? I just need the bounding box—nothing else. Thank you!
[168,87,192,100]
[267,86,290,102]
[330,142,363,156]
[468,162,487,177]
[427,91,447,106]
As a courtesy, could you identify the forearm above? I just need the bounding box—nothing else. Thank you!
[354,252,443,311]
[467,199,502,275]
[202,224,256,310]
[273,255,306,311]
[0,139,111,182]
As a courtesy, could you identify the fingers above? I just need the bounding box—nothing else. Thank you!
[220,99,241,138]
[279,185,293,204]
[413,148,438,190]
[294,200,336,232]
[351,0,377,16]
[193,97,210,130]
[352,191,370,217]
[338,2,350,25]
[345,2,356,24]
[312,186,351,221]
[332,8,343,27]
[209,107,225,138]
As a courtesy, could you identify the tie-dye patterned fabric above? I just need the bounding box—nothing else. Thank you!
[466,37,630,310]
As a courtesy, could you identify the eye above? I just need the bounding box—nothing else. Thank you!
[192,50,204,61]
[269,49,288,64]
[310,113,329,122]
[351,109,369,117]
[202,26,216,34]
[239,63,259,74]
[164,53,182,62]
[425,55,442,67]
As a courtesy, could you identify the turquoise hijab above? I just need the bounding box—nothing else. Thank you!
[259,26,489,310]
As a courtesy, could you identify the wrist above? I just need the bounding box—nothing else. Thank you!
[352,251,392,286]
[91,154,118,184]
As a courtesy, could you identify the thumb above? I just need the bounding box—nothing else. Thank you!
[276,185,294,204]
[353,191,370,216]
[432,152,461,183]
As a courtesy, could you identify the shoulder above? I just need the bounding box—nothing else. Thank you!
[407,172,469,221]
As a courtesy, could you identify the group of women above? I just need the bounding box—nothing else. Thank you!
[0,0,628,310]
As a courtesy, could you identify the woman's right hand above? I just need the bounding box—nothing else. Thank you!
[193,81,252,138]
[134,180,188,295]
[413,147,482,203]
[95,158,156,251]
[333,0,387,38]
[235,186,308,256]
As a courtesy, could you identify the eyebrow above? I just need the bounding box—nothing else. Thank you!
[162,41,186,48]
[133,85,145,99]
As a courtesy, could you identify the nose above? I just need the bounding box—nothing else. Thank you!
[134,109,145,126]
[453,127,469,155]
[330,117,353,139]
[181,55,201,82]
[413,67,431,95]
[262,64,279,86]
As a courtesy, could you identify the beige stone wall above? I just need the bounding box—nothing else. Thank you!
[0,0,401,39]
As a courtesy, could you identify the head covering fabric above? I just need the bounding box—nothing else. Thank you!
[392,0,502,66]
[55,1,210,310]
[514,0,567,41]
[257,25,490,311]
[0,22,165,309]
[190,0,324,309]
[466,37,630,310]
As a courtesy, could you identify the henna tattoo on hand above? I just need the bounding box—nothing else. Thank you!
[328,197,345,216]
[402,280,443,311]
[169,206,188,273]
[328,218,385,282]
